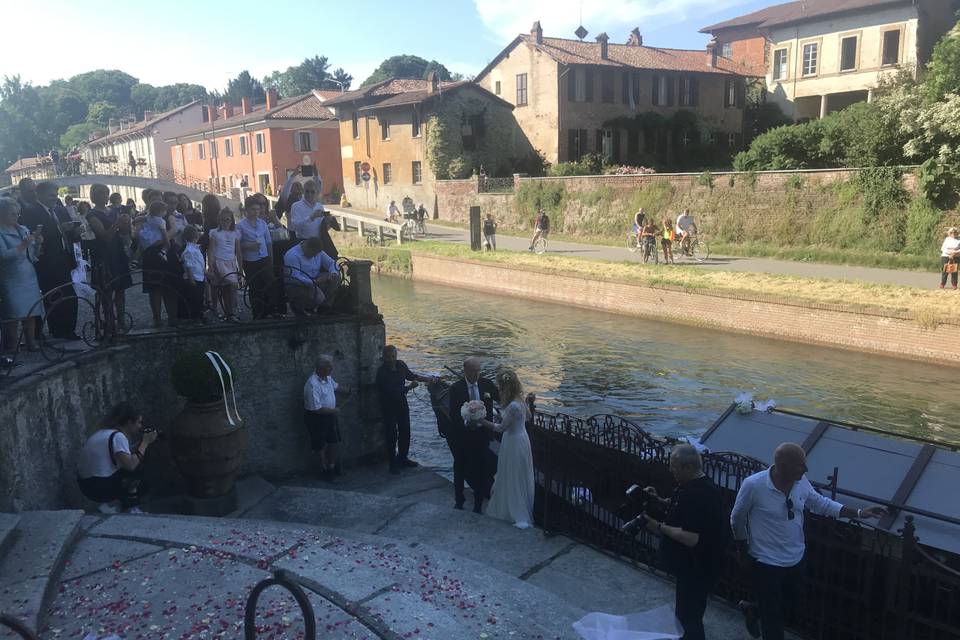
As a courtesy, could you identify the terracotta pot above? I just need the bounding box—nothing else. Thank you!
[170,400,248,498]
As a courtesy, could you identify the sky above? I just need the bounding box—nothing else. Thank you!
[1,0,773,91]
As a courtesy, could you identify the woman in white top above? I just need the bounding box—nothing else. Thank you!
[941,227,960,289]
[76,402,157,514]
[207,208,242,321]
[480,368,535,529]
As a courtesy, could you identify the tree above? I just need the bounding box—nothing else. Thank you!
[223,70,265,105]
[361,55,453,87]
[60,122,104,150]
[152,83,207,111]
[923,22,960,102]
[331,68,353,91]
[130,83,159,117]
[86,101,122,126]
[263,56,354,96]
[65,70,138,108]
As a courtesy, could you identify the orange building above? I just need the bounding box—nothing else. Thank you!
[166,89,343,199]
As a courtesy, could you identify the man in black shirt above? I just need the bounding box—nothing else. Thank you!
[640,444,726,640]
[375,345,436,473]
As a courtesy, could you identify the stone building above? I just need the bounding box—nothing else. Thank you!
[3,157,55,186]
[473,21,750,166]
[700,0,958,120]
[324,76,520,214]
[166,89,343,200]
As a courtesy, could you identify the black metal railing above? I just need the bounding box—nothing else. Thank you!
[244,570,317,640]
[528,409,960,640]
[0,613,38,640]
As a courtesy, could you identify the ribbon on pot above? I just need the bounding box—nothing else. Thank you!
[205,351,242,426]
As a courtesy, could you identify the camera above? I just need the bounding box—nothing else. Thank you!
[618,484,665,535]
[142,427,166,441]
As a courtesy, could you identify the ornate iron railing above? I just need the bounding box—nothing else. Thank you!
[528,409,960,640]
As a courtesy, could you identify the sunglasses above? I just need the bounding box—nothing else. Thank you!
[786,497,795,520]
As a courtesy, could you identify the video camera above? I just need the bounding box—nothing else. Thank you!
[618,484,666,536]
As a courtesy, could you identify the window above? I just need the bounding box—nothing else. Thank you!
[584,70,594,102]
[882,29,900,65]
[802,42,818,76]
[186,143,192,161]
[255,132,265,154]
[772,49,788,81]
[298,131,313,151]
[197,142,205,160]
[840,35,858,72]
[652,75,673,106]
[621,71,641,104]
[720,42,733,58]
[600,71,614,103]
[494,80,501,95]
[567,128,587,161]
[351,111,360,139]
[224,137,233,157]
[239,135,248,155]
[210,140,217,158]
[724,79,743,108]
[412,110,421,137]
[679,77,699,106]
[257,173,270,193]
[354,161,362,186]
[380,117,390,140]
[516,73,528,106]
[573,70,586,102]
[382,163,392,185]
[412,161,422,185]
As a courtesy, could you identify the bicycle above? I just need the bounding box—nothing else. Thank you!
[626,232,641,253]
[400,218,418,241]
[641,236,659,264]
[532,236,548,255]
[672,234,709,263]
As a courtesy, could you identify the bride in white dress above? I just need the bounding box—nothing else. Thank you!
[481,368,535,529]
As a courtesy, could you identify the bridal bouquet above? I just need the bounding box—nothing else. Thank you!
[461,400,486,428]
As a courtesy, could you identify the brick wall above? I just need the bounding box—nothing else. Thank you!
[411,254,960,366]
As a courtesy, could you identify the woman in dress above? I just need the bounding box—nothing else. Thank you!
[207,208,242,322]
[480,368,535,529]
[0,198,43,354]
[87,184,133,338]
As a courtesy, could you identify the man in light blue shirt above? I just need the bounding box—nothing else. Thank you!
[237,197,274,319]
[283,237,339,314]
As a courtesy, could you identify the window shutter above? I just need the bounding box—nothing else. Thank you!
[568,129,577,160]
[724,80,731,108]
[691,78,699,106]
[735,80,746,108]
[585,70,594,102]
[293,132,301,152]
[568,70,577,101]
[666,77,675,106]
[621,72,629,103]
[652,75,659,105]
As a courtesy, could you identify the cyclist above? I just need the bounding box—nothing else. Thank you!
[661,218,675,264]
[528,208,550,251]
[631,208,646,246]
[641,218,659,261]
[386,200,402,224]
[675,209,697,255]
[415,203,427,234]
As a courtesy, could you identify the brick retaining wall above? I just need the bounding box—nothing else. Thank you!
[411,254,959,367]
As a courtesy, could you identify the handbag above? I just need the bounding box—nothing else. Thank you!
[944,262,958,274]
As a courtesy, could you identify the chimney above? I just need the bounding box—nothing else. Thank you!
[204,105,217,122]
[266,88,278,110]
[143,110,155,121]
[706,38,718,67]
[220,102,234,119]
[627,28,643,46]
[241,96,251,115]
[531,20,543,45]
[596,32,609,59]
[427,71,439,94]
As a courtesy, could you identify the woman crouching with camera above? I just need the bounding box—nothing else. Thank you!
[76,402,157,514]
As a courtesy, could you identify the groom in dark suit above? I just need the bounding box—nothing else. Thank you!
[446,357,499,513]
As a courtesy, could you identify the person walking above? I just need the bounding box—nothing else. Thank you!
[940,227,960,289]
[483,213,497,251]
[303,355,347,482]
[375,345,435,474]
[128,151,137,175]
[0,198,43,354]
[731,443,886,640]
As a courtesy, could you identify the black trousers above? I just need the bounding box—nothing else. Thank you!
[36,256,78,337]
[77,469,146,510]
[447,429,491,506]
[183,280,205,319]
[243,257,272,319]
[383,403,411,465]
[942,257,958,287]
[675,572,710,640]
[753,559,803,640]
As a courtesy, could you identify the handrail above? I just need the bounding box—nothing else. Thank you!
[244,570,316,640]
[0,613,38,640]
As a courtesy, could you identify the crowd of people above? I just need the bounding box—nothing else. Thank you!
[0,170,345,363]
[630,207,698,263]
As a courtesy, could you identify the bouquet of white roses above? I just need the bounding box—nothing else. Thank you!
[461,400,486,428]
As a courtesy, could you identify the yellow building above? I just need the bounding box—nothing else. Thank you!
[474,22,751,166]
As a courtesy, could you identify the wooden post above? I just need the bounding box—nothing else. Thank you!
[357,220,364,238]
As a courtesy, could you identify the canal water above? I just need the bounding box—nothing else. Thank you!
[371,276,960,472]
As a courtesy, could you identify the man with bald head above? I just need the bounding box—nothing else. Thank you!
[446,357,499,512]
[731,443,886,639]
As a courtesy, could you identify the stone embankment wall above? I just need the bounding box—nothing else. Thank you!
[411,254,960,366]
[0,316,385,511]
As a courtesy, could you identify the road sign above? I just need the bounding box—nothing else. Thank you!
[361,171,371,182]
[360,162,371,172]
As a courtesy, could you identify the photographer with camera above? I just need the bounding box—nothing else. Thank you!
[76,402,157,514]
[625,444,725,640]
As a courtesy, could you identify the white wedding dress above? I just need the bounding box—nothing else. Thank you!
[485,400,535,529]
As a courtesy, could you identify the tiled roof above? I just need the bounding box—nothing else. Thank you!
[700,0,908,32]
[324,78,463,106]
[3,156,51,173]
[312,89,343,101]
[171,93,335,138]
[521,35,746,75]
[355,82,477,112]
[86,100,200,146]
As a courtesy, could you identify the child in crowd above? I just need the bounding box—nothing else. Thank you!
[641,218,659,262]
[661,219,675,264]
[180,226,206,322]
[207,208,241,322]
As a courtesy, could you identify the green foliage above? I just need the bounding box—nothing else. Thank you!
[223,70,265,105]
[548,161,592,176]
[515,181,566,229]
[361,55,453,87]
[733,121,825,170]
[923,23,960,102]
[262,56,351,96]
[425,94,516,180]
[696,171,714,188]
[784,175,804,190]
[917,158,959,207]
[905,197,943,255]
[60,122,104,150]
[856,167,907,218]
[86,100,121,126]
[171,351,226,403]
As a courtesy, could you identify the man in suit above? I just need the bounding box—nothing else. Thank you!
[19,180,79,340]
[446,357,499,513]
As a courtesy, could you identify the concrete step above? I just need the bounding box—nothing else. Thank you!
[0,513,20,560]
[0,510,83,638]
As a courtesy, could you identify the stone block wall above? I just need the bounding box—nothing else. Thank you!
[0,315,386,511]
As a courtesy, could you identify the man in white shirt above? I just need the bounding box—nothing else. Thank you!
[303,355,348,481]
[283,238,340,314]
[289,181,325,239]
[675,209,697,254]
[730,443,885,640]
[386,200,402,223]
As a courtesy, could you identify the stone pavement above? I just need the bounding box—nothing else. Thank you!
[328,206,936,289]
[4,468,771,639]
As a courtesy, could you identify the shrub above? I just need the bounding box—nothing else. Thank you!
[785,175,804,190]
[905,197,943,255]
[733,121,826,171]
[172,351,227,404]
[696,171,714,189]
[515,181,566,228]
[547,161,592,177]
[918,158,959,208]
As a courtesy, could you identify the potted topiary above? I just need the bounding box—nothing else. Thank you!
[169,350,248,499]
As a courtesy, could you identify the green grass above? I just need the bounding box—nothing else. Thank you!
[709,242,940,272]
